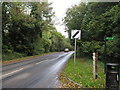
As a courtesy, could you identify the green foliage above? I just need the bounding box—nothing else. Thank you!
[64,2,120,64]
[33,35,45,55]
[50,30,72,52]
[3,52,26,61]
[42,31,51,53]
[2,2,72,61]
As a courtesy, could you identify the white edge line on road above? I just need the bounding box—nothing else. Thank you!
[0,68,24,78]
[35,59,48,65]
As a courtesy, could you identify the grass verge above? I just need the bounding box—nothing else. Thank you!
[59,57,106,88]
[2,52,59,64]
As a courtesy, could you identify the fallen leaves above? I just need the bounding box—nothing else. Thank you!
[58,73,82,88]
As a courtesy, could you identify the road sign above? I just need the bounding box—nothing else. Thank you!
[106,37,114,40]
[71,30,81,39]
[71,30,81,67]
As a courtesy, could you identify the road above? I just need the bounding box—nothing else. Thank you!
[2,51,74,88]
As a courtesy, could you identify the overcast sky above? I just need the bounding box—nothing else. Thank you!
[48,0,82,38]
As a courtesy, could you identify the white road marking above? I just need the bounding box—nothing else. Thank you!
[35,59,48,65]
[0,68,24,78]
[1,59,49,78]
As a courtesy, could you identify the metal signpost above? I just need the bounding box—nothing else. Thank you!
[104,36,119,89]
[71,30,81,66]
[104,37,114,73]
[104,36,107,74]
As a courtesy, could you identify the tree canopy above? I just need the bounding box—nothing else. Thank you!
[64,2,120,63]
[2,2,72,60]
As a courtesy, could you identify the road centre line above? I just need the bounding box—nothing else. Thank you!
[0,59,50,79]
[1,59,49,78]
[0,68,24,78]
[35,59,48,65]
[2,55,66,78]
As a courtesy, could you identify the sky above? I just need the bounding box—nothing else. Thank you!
[48,0,82,38]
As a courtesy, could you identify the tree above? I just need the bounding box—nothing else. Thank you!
[63,2,120,63]
[2,2,72,60]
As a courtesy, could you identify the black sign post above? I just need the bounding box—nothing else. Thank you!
[104,36,107,74]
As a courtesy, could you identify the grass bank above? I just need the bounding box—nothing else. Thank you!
[60,57,106,88]
[2,52,59,64]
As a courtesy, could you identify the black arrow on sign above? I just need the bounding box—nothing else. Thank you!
[72,31,79,38]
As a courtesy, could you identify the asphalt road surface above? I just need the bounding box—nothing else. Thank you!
[2,51,74,88]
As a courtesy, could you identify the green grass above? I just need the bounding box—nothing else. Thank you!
[63,57,106,88]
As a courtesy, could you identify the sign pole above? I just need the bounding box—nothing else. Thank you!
[104,36,114,74]
[74,38,76,66]
[71,30,81,67]
[104,36,107,74]
[105,39,107,74]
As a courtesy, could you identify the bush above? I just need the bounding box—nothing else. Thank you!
[2,52,26,61]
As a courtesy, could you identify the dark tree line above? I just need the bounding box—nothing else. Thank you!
[2,2,72,60]
[64,2,120,64]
